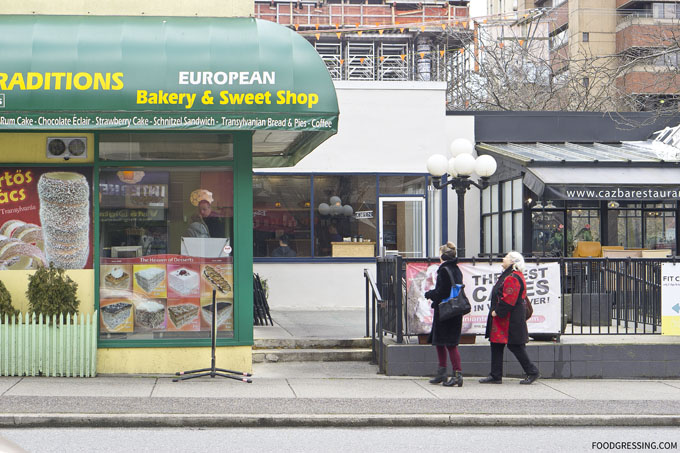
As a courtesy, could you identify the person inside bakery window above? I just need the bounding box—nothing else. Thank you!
[185,190,226,238]
[271,234,296,257]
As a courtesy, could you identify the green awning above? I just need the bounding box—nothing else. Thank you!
[0,15,339,166]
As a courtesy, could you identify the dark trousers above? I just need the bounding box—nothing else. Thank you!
[490,342,538,380]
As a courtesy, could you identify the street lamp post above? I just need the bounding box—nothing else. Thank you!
[426,139,497,258]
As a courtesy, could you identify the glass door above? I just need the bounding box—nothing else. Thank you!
[379,197,426,258]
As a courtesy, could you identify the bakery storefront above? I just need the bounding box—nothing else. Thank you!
[0,16,338,373]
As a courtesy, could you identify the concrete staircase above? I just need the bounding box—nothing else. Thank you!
[253,338,372,363]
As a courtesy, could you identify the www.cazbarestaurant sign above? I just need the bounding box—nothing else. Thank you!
[0,16,338,132]
[545,185,680,201]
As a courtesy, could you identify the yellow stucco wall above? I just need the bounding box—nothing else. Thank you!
[0,133,94,163]
[0,1,253,17]
[98,346,252,374]
[0,269,95,315]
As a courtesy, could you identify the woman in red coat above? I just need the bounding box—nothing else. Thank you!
[479,251,540,385]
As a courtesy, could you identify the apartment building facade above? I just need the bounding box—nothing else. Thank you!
[506,0,680,111]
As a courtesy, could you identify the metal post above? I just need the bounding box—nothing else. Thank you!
[456,186,466,258]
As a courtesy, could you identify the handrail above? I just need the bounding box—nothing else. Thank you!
[364,267,387,370]
[364,268,384,304]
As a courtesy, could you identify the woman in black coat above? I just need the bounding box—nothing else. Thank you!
[424,242,464,387]
[479,251,540,385]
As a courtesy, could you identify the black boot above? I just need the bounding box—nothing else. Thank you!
[428,366,447,384]
[443,371,463,387]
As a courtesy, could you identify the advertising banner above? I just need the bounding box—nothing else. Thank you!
[406,261,562,336]
[661,263,680,335]
[0,167,93,269]
[100,255,233,335]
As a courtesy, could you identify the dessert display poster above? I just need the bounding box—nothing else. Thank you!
[0,167,93,269]
[100,254,233,334]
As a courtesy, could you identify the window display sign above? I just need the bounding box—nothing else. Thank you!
[405,261,562,336]
[100,255,234,336]
[0,167,93,269]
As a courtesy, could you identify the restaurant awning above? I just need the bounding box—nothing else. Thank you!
[524,166,680,200]
[0,15,339,167]
[477,142,680,201]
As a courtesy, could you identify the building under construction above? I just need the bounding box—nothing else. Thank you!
[255,0,472,82]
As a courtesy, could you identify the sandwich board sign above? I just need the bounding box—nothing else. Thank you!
[661,263,680,335]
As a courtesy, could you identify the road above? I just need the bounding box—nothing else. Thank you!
[0,427,678,453]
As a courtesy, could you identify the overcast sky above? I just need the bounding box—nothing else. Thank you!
[469,0,487,19]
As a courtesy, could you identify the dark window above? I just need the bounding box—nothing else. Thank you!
[253,175,312,257]
[582,32,589,42]
[99,133,233,161]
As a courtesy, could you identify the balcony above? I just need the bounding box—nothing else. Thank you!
[616,68,680,95]
[616,15,680,52]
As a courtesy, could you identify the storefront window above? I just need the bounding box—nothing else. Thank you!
[644,204,676,250]
[567,204,600,256]
[379,175,426,194]
[98,133,233,161]
[532,208,565,257]
[253,175,312,258]
[99,167,234,341]
[483,179,523,255]
[611,203,642,249]
[314,175,376,257]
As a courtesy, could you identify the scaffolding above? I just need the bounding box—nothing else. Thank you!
[257,1,472,82]
[255,2,469,29]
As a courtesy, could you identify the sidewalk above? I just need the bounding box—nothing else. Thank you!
[1,361,680,427]
[1,308,678,428]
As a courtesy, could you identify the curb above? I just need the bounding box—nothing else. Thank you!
[1,414,679,428]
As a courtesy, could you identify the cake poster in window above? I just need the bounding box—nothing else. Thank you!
[200,264,233,297]
[0,167,93,270]
[100,299,134,333]
[200,297,233,332]
[167,264,200,299]
[133,298,167,331]
[133,264,167,298]
[101,264,132,291]
[166,299,201,331]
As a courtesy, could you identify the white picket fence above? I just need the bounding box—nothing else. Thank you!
[0,311,98,377]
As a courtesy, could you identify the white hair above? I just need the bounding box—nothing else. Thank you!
[506,251,526,273]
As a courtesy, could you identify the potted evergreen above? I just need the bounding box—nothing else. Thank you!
[0,279,19,320]
[26,263,80,321]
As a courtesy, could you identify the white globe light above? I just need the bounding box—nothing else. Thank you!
[449,138,474,157]
[330,204,343,216]
[330,196,342,205]
[475,154,498,178]
[342,205,354,216]
[318,203,330,215]
[426,154,449,177]
[447,157,458,177]
[454,152,476,176]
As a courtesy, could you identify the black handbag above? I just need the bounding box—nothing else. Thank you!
[438,267,471,321]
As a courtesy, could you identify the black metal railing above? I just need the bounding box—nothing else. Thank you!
[561,257,668,334]
[365,256,672,350]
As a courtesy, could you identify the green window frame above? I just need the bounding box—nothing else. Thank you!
[95,132,253,348]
